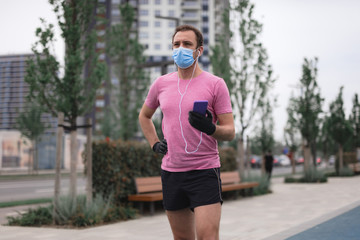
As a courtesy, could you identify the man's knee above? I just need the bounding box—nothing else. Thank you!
[196,226,219,240]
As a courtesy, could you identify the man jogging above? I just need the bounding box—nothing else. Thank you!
[139,24,235,240]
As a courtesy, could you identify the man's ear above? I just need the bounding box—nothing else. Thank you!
[197,46,204,57]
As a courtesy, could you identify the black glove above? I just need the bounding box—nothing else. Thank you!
[152,139,167,155]
[188,110,216,135]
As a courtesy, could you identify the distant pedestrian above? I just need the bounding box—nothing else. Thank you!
[265,150,274,179]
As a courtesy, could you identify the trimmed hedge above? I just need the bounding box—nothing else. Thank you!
[90,139,237,206]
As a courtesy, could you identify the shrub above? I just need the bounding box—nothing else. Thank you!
[7,206,52,226]
[54,194,136,227]
[285,167,327,183]
[219,147,237,171]
[7,194,137,228]
[302,166,327,183]
[242,174,271,195]
[338,166,355,177]
[89,140,163,206]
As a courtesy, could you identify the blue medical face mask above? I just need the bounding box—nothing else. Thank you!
[172,47,198,69]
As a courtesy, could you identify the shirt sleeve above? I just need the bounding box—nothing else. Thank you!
[144,78,160,110]
[213,78,233,115]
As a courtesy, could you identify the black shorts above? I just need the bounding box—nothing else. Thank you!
[161,168,223,211]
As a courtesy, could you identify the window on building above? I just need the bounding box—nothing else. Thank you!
[168,21,176,27]
[168,0,175,4]
[99,53,106,60]
[139,21,149,27]
[154,21,161,27]
[112,9,120,16]
[154,32,161,39]
[111,77,119,85]
[183,11,197,18]
[153,56,162,61]
[168,10,175,17]
[155,0,161,5]
[139,9,149,16]
[154,44,161,50]
[139,31,149,39]
[96,100,105,108]
[155,10,161,16]
[96,42,106,48]
[139,0,149,4]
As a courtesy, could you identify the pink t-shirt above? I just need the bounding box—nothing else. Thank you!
[145,71,232,172]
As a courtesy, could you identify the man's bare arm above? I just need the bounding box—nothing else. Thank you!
[138,104,159,148]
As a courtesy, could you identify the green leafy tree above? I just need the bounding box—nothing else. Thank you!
[284,94,301,174]
[210,0,275,177]
[349,93,360,152]
[289,57,323,171]
[328,86,353,172]
[16,103,47,172]
[252,98,275,174]
[210,7,233,87]
[105,3,150,140]
[317,115,336,165]
[25,0,106,205]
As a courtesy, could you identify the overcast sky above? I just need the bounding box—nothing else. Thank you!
[1,0,359,141]
[252,0,360,140]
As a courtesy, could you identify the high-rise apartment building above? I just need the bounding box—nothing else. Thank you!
[0,54,60,169]
[0,54,57,133]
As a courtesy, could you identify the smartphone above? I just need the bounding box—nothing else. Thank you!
[193,100,208,115]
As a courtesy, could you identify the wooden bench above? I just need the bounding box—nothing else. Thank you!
[128,171,259,215]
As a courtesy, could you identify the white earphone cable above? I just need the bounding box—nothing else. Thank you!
[177,55,202,154]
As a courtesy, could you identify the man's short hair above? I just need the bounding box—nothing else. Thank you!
[172,25,204,48]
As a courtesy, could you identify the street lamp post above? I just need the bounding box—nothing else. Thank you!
[155,15,180,27]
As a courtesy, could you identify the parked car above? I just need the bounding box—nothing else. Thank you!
[277,154,291,166]
[295,157,321,165]
[296,157,304,165]
[328,155,335,165]
[250,155,261,168]
[273,156,280,167]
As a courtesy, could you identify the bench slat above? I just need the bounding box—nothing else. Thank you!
[221,171,241,184]
[222,182,259,192]
[135,176,162,193]
[128,192,163,202]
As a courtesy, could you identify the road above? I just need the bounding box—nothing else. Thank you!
[0,164,331,203]
[0,176,86,203]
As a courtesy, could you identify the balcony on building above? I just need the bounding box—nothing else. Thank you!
[181,1,201,10]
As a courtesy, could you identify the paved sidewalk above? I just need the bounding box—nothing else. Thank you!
[1,176,359,240]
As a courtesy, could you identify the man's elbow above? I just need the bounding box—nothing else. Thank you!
[228,128,235,141]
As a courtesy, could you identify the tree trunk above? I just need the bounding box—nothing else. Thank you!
[311,142,317,168]
[339,144,344,172]
[245,136,251,178]
[53,113,64,224]
[290,152,296,175]
[70,129,78,205]
[86,118,93,205]
[303,141,312,173]
[237,137,245,178]
[31,140,37,174]
[261,152,266,176]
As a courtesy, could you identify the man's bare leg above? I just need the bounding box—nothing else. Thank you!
[166,208,195,240]
[194,203,221,240]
